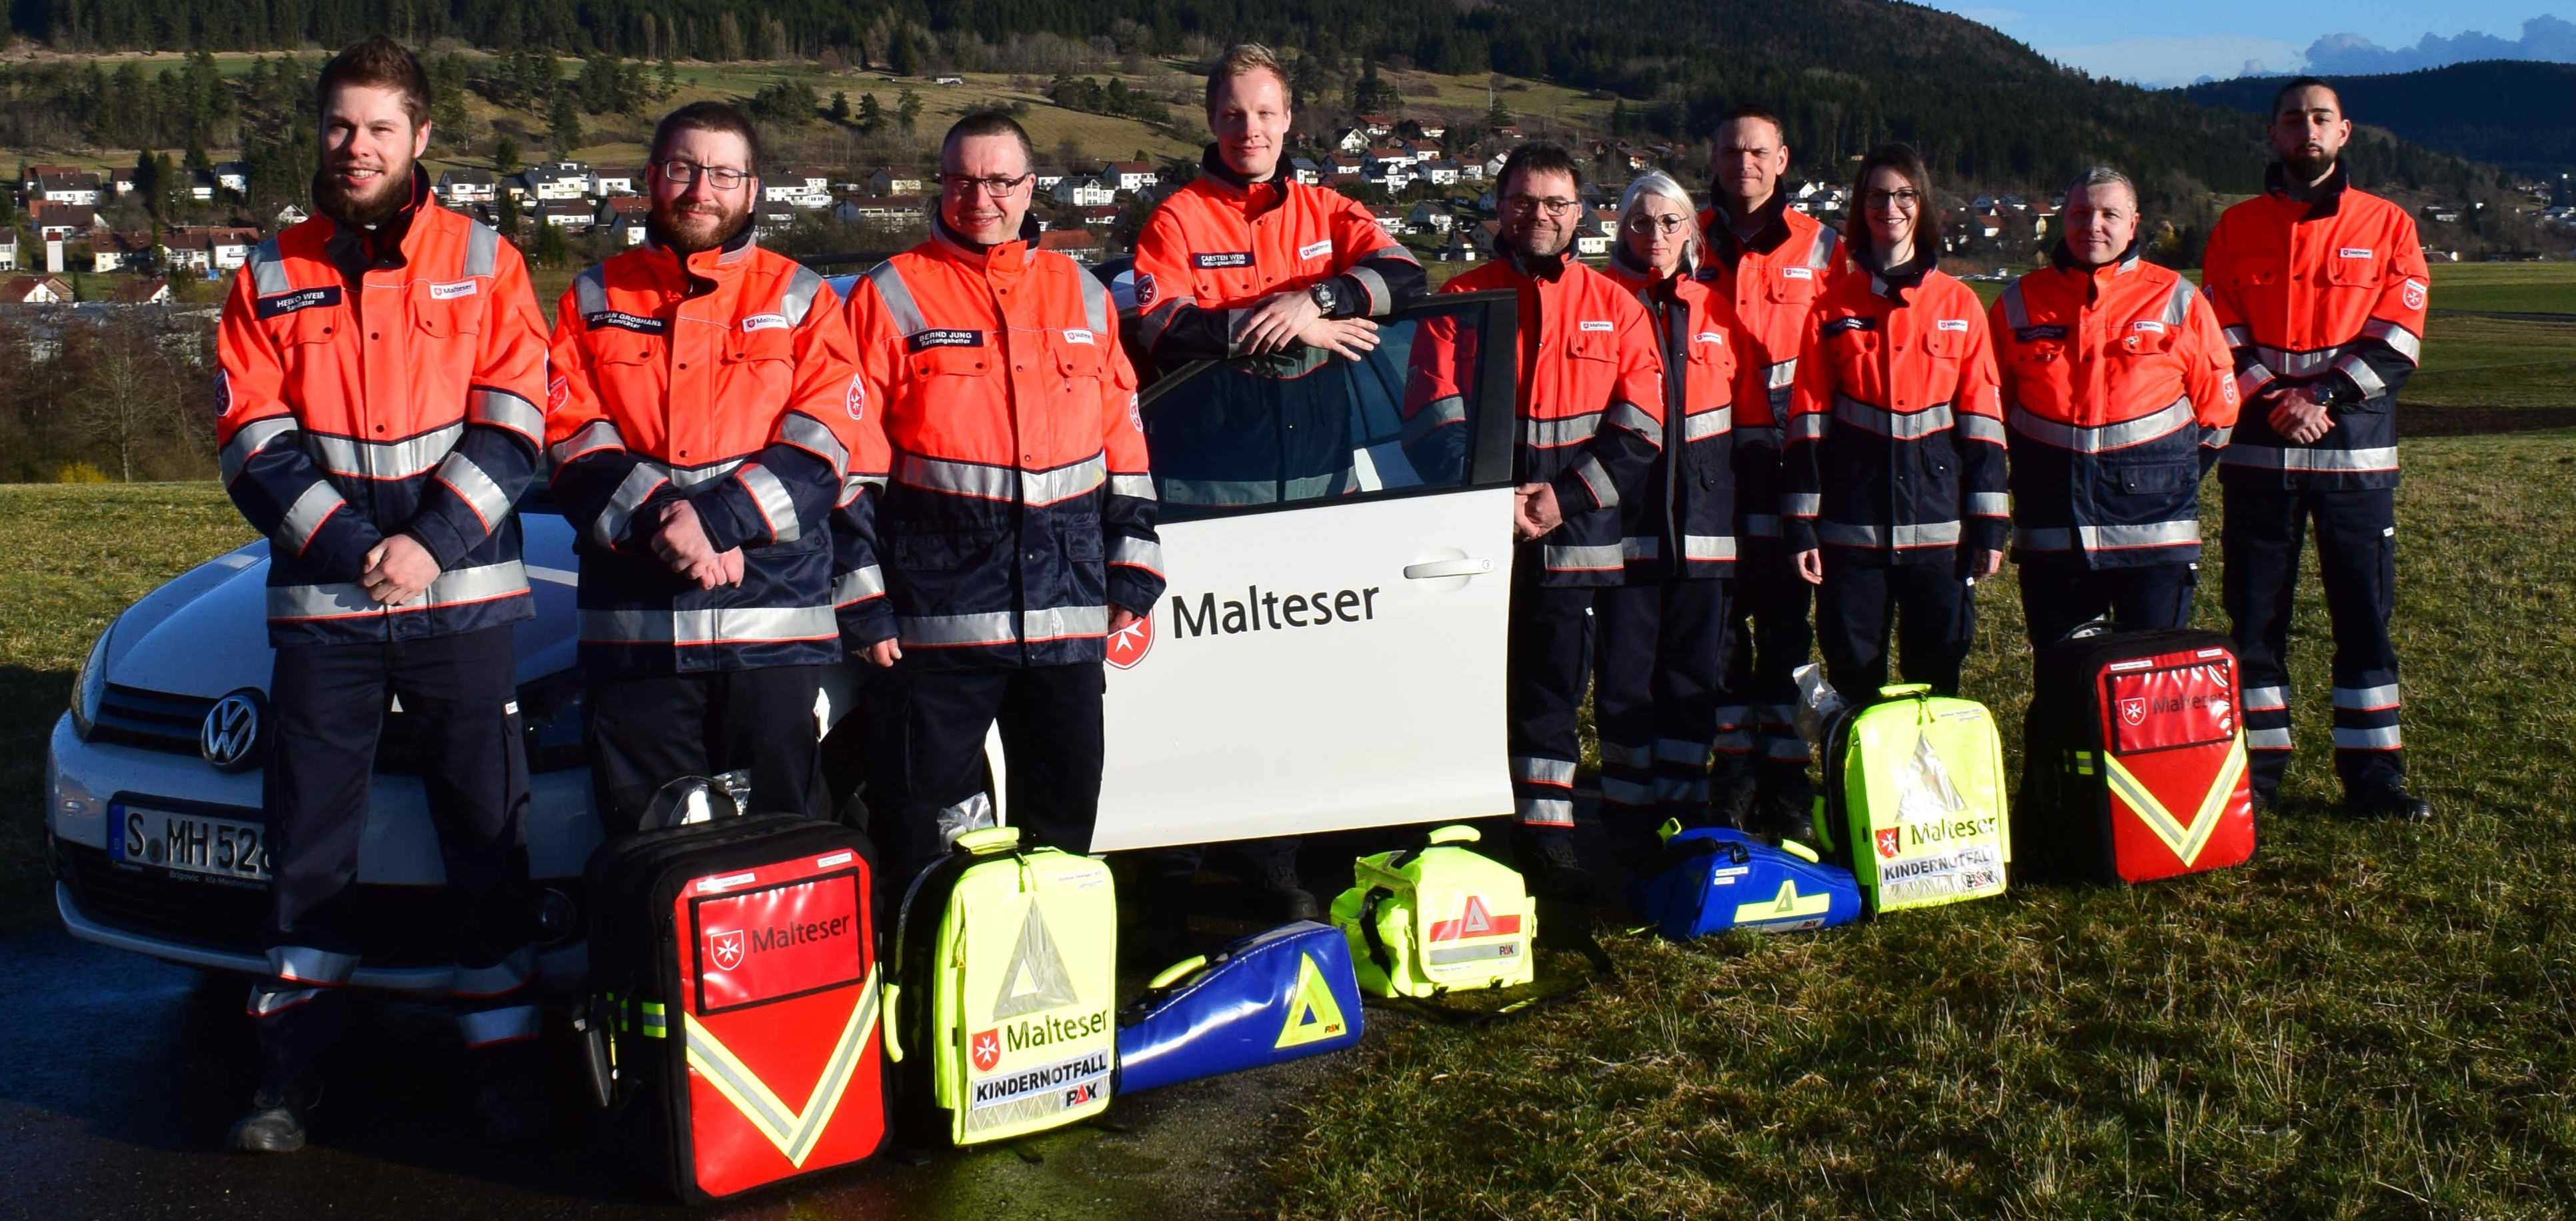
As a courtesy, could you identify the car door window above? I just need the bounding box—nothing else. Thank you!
[1140,291,1516,521]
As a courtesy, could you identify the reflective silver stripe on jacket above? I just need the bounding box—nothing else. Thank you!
[1404,395,1467,443]
[1349,265,1392,315]
[1109,473,1156,500]
[459,1004,541,1048]
[780,265,825,325]
[2219,444,2399,473]
[1766,361,1797,391]
[898,605,1107,648]
[1523,411,1600,449]
[267,945,359,985]
[2247,728,2293,750]
[1543,542,1625,570]
[1781,493,1822,517]
[1959,413,2006,445]
[2015,520,2199,551]
[2221,325,2253,348]
[249,239,289,297]
[1162,471,1347,507]
[451,947,535,998]
[1682,405,1732,443]
[832,564,886,605]
[736,462,803,543]
[1833,395,1954,439]
[2334,351,2387,400]
[1967,491,2011,517]
[2359,317,2423,364]
[221,415,299,483]
[1621,536,1660,561]
[2235,364,2275,399]
[2007,397,2194,452]
[1999,282,2029,331]
[2243,686,2287,712]
[572,265,609,317]
[1598,740,1653,768]
[1786,411,1829,442]
[2256,343,2347,377]
[1569,455,1617,509]
[2162,278,2197,326]
[1511,755,1576,786]
[581,604,839,646]
[275,482,348,552]
[1600,776,1655,806]
[246,984,322,1016]
[304,423,464,481]
[1604,400,1660,443]
[1517,798,1576,826]
[2333,683,2400,710]
[270,560,529,621]
[593,464,669,549]
[469,387,545,445]
[1110,536,1163,571]
[896,451,1105,505]
[865,259,927,332]
[776,412,850,473]
[662,457,746,489]
[1815,520,1963,547]
[547,419,625,469]
[2333,725,2401,750]
[433,450,513,529]
[1682,534,1736,561]
[1074,263,1110,335]
[462,220,501,279]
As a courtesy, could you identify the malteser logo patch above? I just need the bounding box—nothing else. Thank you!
[907,329,984,351]
[1579,319,1615,332]
[1781,265,1814,281]
[742,313,790,332]
[428,279,478,300]
[255,285,342,319]
[1298,238,1334,261]
[1935,318,1970,332]
[2339,247,2374,260]
[2133,320,2167,334]
[2402,279,2427,310]
[1062,327,1095,345]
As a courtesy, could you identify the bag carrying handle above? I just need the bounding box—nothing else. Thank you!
[952,826,1022,855]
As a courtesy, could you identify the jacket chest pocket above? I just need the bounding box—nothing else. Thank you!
[1766,268,1819,306]
[2113,327,2177,359]
[411,283,484,341]
[1822,320,1879,382]
[1559,337,1618,403]
[1920,325,1971,363]
[266,305,349,380]
[1052,333,1108,388]
[724,327,796,397]
[587,337,665,415]
[2229,259,2285,295]
[2323,254,2381,291]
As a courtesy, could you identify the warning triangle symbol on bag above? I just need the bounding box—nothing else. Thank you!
[1274,954,1348,1050]
[1460,895,1492,936]
[991,900,1082,1020]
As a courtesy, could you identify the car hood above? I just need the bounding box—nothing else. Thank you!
[101,512,583,699]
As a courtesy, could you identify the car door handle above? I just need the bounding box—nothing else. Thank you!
[1403,557,1495,579]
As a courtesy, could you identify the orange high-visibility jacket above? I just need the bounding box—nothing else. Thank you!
[1401,249,1666,586]
[2201,163,2429,489]
[1783,253,2008,561]
[1129,147,1426,364]
[836,222,1163,670]
[215,177,549,646]
[1601,250,1766,580]
[1698,193,1844,540]
[545,230,866,676]
[1993,249,2240,568]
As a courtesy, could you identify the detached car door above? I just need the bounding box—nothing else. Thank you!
[1090,289,1522,852]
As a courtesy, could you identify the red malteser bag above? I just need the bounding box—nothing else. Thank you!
[2015,626,2258,885]
[583,816,890,1201]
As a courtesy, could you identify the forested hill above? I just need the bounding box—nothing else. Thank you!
[6,0,2503,198]
[2180,61,2576,181]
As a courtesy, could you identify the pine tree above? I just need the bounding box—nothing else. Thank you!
[896,88,922,135]
[830,91,850,123]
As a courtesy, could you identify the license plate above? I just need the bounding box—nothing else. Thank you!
[108,804,271,882]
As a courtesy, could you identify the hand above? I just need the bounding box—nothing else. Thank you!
[1236,289,1326,356]
[1794,549,1825,585]
[2267,393,2335,445]
[1512,483,1564,541]
[1972,548,2004,579]
[1296,316,1380,361]
[862,638,902,668]
[1108,605,1142,633]
[360,534,440,605]
[684,547,746,590]
[650,499,719,577]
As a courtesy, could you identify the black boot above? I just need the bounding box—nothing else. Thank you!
[1132,863,1200,971]
[2345,783,2432,822]
[1253,856,1321,923]
[1513,826,1593,903]
[475,1042,552,1148]
[228,1080,321,1153]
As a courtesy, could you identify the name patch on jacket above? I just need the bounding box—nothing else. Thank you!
[1821,316,1874,337]
[587,311,668,335]
[907,328,985,351]
[255,285,342,319]
[1192,251,1254,269]
[2015,324,2068,342]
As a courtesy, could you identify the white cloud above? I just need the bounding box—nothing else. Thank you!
[2304,15,2576,73]
[2040,35,2308,87]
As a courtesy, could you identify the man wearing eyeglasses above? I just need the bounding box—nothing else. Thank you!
[1696,105,1844,840]
[836,111,1162,888]
[1402,143,1665,898]
[545,101,868,834]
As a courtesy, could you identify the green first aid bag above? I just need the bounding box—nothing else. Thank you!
[884,826,1117,1147]
[1811,684,2011,914]
[1330,826,1537,998]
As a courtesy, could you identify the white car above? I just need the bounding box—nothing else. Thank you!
[46,284,1528,993]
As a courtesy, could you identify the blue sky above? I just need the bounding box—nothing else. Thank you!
[1921,3,2574,86]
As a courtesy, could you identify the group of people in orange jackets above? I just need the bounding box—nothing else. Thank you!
[209,31,2429,1152]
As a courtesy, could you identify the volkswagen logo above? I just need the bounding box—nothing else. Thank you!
[200,690,265,772]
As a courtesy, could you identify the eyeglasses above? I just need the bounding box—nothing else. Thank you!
[1503,194,1581,217]
[942,173,1034,197]
[1862,189,1923,212]
[1624,213,1691,235]
[657,161,752,189]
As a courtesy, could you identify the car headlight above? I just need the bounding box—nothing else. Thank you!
[68,624,112,739]
[517,670,587,774]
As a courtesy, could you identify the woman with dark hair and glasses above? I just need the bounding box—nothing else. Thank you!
[1781,143,2008,700]
[1590,170,1766,858]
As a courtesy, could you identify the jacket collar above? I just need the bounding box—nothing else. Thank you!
[926,212,1042,272]
[1195,145,1286,201]
[1500,241,1574,283]
[1704,188,1794,259]
[2265,159,2349,220]
[2049,237,2142,276]
[1854,237,1937,303]
[643,218,759,294]
[319,165,433,275]
[1604,241,1690,299]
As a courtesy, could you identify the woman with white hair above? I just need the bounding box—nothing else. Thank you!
[1593,169,1766,862]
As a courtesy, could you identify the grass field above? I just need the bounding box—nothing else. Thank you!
[1272,428,2576,1218]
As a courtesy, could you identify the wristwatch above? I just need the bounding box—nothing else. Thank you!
[1308,279,1340,317]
